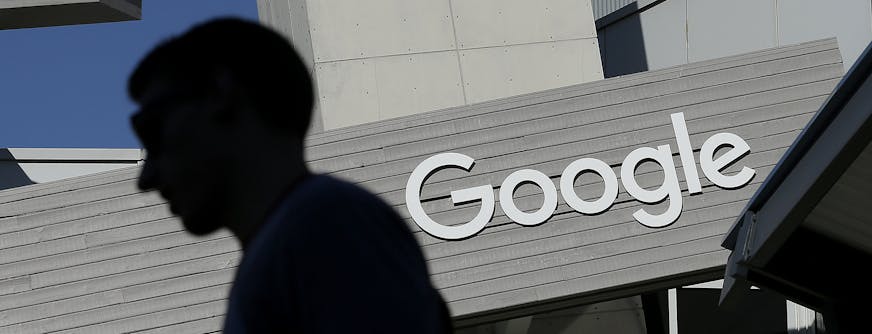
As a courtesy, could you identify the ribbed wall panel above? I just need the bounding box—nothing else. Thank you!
[0,39,842,332]
[592,0,637,20]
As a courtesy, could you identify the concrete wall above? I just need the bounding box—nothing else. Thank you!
[259,0,604,131]
[0,40,841,333]
[599,0,872,77]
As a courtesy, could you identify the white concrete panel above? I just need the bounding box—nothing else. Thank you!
[640,0,688,70]
[315,60,380,130]
[258,0,324,134]
[460,39,596,104]
[687,0,777,62]
[307,0,455,62]
[776,0,872,68]
[451,0,597,49]
[373,51,466,120]
[256,0,292,40]
[317,52,466,130]
[581,38,605,81]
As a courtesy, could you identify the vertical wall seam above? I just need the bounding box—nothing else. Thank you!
[289,0,324,133]
[372,59,384,123]
[580,38,587,83]
[774,0,779,46]
[684,0,689,64]
[285,0,292,35]
[446,0,468,105]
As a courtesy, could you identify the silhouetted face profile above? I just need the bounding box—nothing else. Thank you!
[128,18,314,236]
[131,75,232,235]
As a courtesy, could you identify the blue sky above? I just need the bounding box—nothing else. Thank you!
[0,0,258,148]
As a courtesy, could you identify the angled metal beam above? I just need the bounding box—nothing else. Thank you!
[0,0,141,30]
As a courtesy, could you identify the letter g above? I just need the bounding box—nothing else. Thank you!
[406,153,495,240]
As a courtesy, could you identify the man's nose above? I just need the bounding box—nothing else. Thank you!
[137,159,158,191]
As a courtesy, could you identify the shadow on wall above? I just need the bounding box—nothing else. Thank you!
[0,148,35,190]
[597,2,649,78]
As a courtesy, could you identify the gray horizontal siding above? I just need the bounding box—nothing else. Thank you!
[0,39,841,332]
[0,203,170,251]
[0,166,139,206]
[0,191,165,237]
[0,178,141,218]
[131,314,225,334]
[592,0,637,20]
[0,252,239,311]
[56,301,226,334]
[1,285,229,334]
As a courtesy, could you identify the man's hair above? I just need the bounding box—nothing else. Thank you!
[129,18,314,137]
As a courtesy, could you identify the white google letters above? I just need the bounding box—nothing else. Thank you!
[405,153,495,240]
[405,112,756,240]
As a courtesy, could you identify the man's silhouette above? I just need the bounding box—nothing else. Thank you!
[128,18,452,333]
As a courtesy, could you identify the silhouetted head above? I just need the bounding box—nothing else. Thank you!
[129,18,313,236]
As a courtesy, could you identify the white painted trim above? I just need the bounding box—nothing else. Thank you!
[668,288,678,334]
[2,148,143,161]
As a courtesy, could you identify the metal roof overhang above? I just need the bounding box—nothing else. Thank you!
[720,41,872,313]
[0,0,141,30]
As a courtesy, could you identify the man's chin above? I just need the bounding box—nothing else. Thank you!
[180,214,223,236]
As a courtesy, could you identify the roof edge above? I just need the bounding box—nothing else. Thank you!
[0,148,144,162]
[723,40,871,249]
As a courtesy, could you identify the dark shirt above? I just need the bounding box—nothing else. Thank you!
[224,174,452,333]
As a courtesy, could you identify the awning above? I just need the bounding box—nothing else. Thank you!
[720,40,872,324]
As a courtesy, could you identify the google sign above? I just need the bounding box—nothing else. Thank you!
[405,112,756,240]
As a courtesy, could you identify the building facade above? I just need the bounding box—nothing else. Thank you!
[0,0,871,333]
